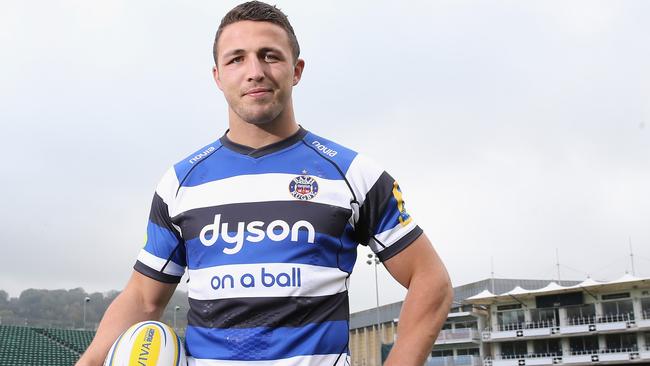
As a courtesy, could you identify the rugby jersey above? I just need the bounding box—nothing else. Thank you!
[134,127,423,366]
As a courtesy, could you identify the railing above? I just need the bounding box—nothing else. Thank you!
[436,328,480,342]
[564,312,634,326]
[568,347,638,356]
[496,319,555,331]
[595,313,634,323]
[564,315,596,326]
[496,352,562,360]
[426,355,482,366]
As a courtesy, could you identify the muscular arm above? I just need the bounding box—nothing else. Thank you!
[382,234,453,366]
[75,271,177,366]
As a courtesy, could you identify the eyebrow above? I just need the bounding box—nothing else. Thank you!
[221,47,286,60]
[222,49,245,59]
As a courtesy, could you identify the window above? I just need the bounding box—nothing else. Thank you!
[530,308,557,327]
[455,321,478,329]
[497,304,522,311]
[442,323,452,330]
[605,334,637,351]
[497,310,525,330]
[457,348,480,356]
[645,333,650,350]
[431,350,453,357]
[565,304,596,325]
[533,339,561,356]
[569,336,599,354]
[601,300,634,321]
[601,292,630,300]
[501,341,527,358]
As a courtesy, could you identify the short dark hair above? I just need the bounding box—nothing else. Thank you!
[213,1,300,65]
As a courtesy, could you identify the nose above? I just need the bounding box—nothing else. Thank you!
[246,57,265,82]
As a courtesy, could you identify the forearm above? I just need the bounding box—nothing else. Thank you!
[384,266,453,366]
[75,272,175,366]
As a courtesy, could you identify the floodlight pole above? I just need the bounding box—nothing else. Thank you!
[83,297,90,330]
[366,254,382,347]
[174,305,180,330]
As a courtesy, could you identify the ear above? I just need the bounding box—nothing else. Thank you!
[212,66,223,91]
[292,59,305,86]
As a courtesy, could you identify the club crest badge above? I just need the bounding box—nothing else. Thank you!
[289,175,319,200]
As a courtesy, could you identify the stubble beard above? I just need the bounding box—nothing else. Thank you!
[234,103,283,125]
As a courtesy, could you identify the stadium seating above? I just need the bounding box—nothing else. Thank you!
[0,325,95,366]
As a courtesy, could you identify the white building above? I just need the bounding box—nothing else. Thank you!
[349,278,581,366]
[464,274,650,366]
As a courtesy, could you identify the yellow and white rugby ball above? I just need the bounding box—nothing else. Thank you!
[104,321,187,366]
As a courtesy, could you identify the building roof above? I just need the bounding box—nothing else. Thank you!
[464,274,650,305]
[350,277,580,329]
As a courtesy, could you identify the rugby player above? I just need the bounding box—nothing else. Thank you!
[76,2,453,365]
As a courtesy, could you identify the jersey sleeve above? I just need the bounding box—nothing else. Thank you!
[346,154,423,262]
[133,167,187,283]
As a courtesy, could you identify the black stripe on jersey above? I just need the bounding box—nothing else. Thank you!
[149,193,182,241]
[187,292,349,329]
[134,261,182,284]
[354,171,395,246]
[173,201,352,240]
[220,127,308,158]
[376,225,423,262]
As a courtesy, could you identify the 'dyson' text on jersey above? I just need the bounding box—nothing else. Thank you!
[199,214,316,254]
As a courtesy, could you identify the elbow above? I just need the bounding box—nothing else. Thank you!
[439,273,454,312]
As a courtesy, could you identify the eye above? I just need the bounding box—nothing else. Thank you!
[228,56,243,65]
[264,53,280,62]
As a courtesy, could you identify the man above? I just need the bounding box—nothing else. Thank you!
[77,2,453,365]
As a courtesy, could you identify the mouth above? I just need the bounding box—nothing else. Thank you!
[243,87,273,98]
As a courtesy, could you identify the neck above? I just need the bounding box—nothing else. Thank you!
[226,105,299,149]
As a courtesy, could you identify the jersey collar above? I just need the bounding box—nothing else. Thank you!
[220,126,307,158]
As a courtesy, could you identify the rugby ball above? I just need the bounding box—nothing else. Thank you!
[104,321,187,366]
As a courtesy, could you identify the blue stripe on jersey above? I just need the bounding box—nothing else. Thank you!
[173,140,223,185]
[302,131,358,175]
[145,221,186,267]
[373,195,403,235]
[180,144,345,187]
[185,320,348,360]
[185,232,343,270]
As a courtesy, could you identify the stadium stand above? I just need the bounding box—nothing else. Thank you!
[0,325,94,366]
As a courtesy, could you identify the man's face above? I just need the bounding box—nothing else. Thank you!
[213,20,304,126]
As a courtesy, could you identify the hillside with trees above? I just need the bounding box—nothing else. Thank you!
[0,288,189,332]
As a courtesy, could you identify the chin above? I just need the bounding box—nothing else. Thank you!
[238,107,282,125]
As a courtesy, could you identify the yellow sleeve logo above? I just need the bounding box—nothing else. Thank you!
[392,181,413,227]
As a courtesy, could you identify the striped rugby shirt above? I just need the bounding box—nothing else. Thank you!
[134,127,423,365]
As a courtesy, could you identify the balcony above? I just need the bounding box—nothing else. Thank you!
[564,347,642,364]
[561,313,634,335]
[485,348,650,366]
[485,352,562,366]
[427,355,482,366]
[482,320,556,341]
[435,328,481,345]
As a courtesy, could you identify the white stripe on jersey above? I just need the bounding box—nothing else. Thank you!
[188,354,349,366]
[136,249,185,276]
[172,173,352,216]
[344,154,383,208]
[156,167,181,205]
[187,263,349,300]
[372,218,418,253]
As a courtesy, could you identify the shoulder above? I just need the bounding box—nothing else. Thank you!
[302,130,359,174]
[302,129,385,202]
[155,139,223,200]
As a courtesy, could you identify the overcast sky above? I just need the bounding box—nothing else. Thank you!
[1,0,649,313]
